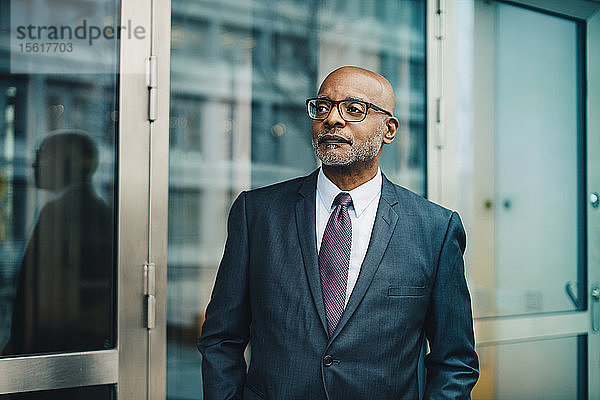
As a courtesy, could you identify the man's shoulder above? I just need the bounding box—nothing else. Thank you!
[243,171,316,201]
[383,176,456,222]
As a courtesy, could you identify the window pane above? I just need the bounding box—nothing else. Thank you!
[473,335,585,400]
[0,1,118,356]
[168,0,426,398]
[457,1,584,318]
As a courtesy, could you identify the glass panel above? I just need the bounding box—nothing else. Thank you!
[457,1,584,318]
[0,0,118,355]
[473,335,585,400]
[0,384,115,400]
[168,0,426,398]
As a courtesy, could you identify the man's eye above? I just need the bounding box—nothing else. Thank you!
[316,104,330,113]
[344,102,365,114]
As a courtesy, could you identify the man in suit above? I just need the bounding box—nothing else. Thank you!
[198,66,479,399]
[4,131,113,358]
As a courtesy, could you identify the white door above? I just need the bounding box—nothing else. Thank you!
[430,0,600,398]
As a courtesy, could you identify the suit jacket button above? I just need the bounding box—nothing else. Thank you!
[323,355,333,366]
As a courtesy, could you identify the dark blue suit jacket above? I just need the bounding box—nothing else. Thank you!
[198,170,479,399]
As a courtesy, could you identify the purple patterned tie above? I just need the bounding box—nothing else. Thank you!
[319,192,353,337]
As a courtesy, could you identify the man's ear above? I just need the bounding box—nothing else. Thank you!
[382,117,399,144]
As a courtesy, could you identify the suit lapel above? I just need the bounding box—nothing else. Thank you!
[295,170,329,334]
[329,174,399,342]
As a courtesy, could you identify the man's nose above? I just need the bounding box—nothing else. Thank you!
[324,104,346,128]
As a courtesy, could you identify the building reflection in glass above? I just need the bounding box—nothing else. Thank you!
[168,0,426,397]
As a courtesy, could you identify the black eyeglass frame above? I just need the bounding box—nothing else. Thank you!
[305,97,394,122]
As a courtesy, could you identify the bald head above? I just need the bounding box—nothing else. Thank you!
[319,66,396,115]
[34,131,99,191]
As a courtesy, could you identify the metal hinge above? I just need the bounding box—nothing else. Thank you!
[145,56,158,122]
[143,262,156,329]
[434,97,444,149]
[435,0,445,40]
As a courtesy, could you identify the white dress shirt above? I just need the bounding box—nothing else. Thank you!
[316,168,382,305]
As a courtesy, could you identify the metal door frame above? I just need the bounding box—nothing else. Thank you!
[146,0,171,398]
[117,0,155,397]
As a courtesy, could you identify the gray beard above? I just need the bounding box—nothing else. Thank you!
[313,123,384,167]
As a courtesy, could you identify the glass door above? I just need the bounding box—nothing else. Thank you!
[0,0,156,397]
[441,0,600,398]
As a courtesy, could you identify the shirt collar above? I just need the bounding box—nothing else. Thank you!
[317,167,382,218]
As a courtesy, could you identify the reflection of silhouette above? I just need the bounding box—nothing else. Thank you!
[3,131,113,356]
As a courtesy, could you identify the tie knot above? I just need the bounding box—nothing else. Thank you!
[333,192,352,208]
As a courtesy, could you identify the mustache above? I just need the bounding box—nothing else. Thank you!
[315,129,353,145]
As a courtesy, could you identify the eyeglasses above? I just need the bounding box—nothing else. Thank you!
[306,97,393,122]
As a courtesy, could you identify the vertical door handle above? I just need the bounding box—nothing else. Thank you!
[592,284,600,332]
